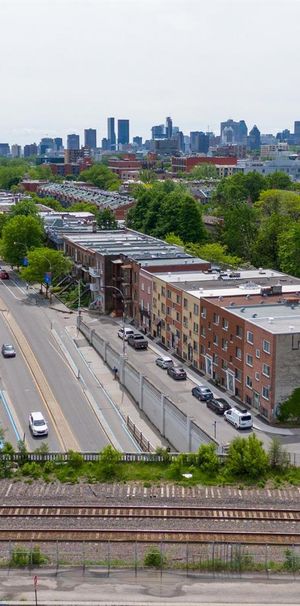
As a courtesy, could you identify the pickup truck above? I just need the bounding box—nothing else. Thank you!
[127,333,148,350]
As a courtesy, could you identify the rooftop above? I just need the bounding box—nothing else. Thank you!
[226,301,300,334]
[38,182,134,210]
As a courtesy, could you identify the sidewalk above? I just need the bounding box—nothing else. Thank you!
[66,325,168,451]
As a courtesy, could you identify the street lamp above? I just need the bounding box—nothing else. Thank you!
[99,285,126,356]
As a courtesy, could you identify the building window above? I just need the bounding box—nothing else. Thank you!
[213,353,219,365]
[167,289,171,299]
[213,313,219,325]
[222,338,228,351]
[176,312,180,322]
[235,346,242,360]
[200,326,206,337]
[141,282,144,291]
[193,341,198,352]
[200,344,206,354]
[255,372,260,381]
[235,368,242,382]
[246,354,253,367]
[183,316,188,327]
[147,286,151,294]
[247,331,254,344]
[236,325,243,338]
[246,375,253,389]
[262,386,270,400]
[140,299,144,309]
[256,349,260,358]
[161,303,165,313]
[183,298,188,309]
[193,322,199,334]
[262,363,270,377]
[166,306,171,315]
[176,294,181,304]
[153,283,157,292]
[161,286,165,296]
[194,303,200,315]
[213,334,218,345]
[222,318,228,330]
[263,339,271,354]
[183,334,188,344]
[222,359,228,370]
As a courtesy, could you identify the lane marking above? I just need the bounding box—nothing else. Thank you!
[0,390,21,442]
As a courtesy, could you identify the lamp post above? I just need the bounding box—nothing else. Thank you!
[99,285,126,356]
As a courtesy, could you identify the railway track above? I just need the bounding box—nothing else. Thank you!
[0,505,299,521]
[0,528,299,545]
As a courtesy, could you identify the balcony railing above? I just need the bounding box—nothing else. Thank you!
[89,267,102,278]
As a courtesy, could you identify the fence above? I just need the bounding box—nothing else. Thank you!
[3,540,300,579]
[0,451,226,464]
[78,317,217,452]
[126,417,155,452]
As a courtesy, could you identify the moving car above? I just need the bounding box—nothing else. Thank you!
[155,355,174,369]
[127,333,148,350]
[206,397,231,415]
[167,366,187,380]
[29,412,48,437]
[191,385,213,401]
[1,344,16,358]
[0,270,9,280]
[224,406,253,430]
[118,327,135,341]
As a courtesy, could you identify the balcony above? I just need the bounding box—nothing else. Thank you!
[89,283,99,292]
[89,267,102,278]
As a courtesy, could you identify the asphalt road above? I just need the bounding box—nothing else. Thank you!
[0,272,138,452]
[84,315,273,449]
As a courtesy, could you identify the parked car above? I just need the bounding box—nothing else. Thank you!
[224,407,253,430]
[29,412,48,437]
[0,270,9,280]
[127,333,148,350]
[191,385,213,401]
[167,366,187,380]
[117,327,135,341]
[155,356,174,369]
[1,344,16,358]
[206,397,231,415]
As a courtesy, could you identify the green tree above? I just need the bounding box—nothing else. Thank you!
[20,247,72,292]
[96,208,117,230]
[255,189,300,220]
[186,242,241,267]
[251,213,291,269]
[278,224,300,276]
[139,169,157,183]
[222,202,258,259]
[265,171,292,190]
[0,215,44,265]
[196,443,220,474]
[68,202,97,214]
[178,194,207,243]
[278,388,300,424]
[188,164,218,180]
[212,172,266,209]
[164,233,185,246]
[79,163,120,191]
[9,199,39,218]
[226,434,269,479]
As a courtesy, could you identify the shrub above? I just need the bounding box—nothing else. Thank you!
[278,388,300,424]
[98,445,121,480]
[226,434,269,479]
[67,450,84,470]
[268,438,290,470]
[284,549,300,572]
[155,446,171,463]
[21,462,41,479]
[10,547,28,567]
[196,443,220,474]
[144,547,166,568]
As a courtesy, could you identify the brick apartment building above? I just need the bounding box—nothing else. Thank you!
[108,154,142,180]
[172,156,237,174]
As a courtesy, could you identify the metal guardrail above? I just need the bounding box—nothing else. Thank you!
[126,417,155,452]
[0,451,226,463]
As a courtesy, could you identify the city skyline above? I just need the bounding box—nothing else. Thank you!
[1,0,300,145]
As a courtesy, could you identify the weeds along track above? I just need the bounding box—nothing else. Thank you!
[0,505,300,521]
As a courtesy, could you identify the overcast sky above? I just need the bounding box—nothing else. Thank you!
[1,0,299,146]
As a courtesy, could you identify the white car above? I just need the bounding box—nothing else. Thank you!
[29,412,48,437]
[155,356,174,369]
[118,327,134,341]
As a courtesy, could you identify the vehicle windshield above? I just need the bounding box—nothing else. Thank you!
[33,419,45,426]
[134,335,144,339]
[4,346,14,351]
[242,415,252,421]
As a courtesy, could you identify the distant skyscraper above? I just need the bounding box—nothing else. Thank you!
[24,143,37,157]
[117,119,129,146]
[166,116,173,139]
[133,136,142,147]
[151,124,165,139]
[107,117,116,150]
[0,143,10,157]
[11,144,21,158]
[248,125,261,151]
[67,134,80,150]
[84,128,97,149]
[101,138,109,151]
[294,121,300,144]
[54,137,63,151]
[190,131,209,154]
[39,137,54,155]
[220,119,248,146]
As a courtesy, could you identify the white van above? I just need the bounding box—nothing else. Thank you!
[224,407,253,430]
[118,327,135,341]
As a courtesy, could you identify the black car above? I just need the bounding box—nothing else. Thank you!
[167,366,187,380]
[206,397,231,415]
[1,344,16,358]
[191,385,213,401]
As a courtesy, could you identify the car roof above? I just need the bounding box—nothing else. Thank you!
[3,344,14,348]
[158,355,172,361]
[30,411,45,420]
[197,385,211,391]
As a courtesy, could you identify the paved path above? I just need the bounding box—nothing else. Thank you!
[0,570,299,604]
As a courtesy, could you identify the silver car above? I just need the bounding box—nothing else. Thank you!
[155,356,174,369]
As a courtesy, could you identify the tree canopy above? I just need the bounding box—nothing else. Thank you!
[278,388,300,424]
[97,208,117,230]
[79,163,120,191]
[20,247,72,286]
[9,199,39,218]
[0,215,44,265]
[127,181,207,244]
